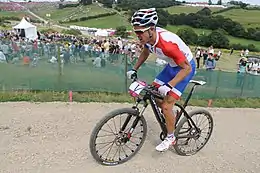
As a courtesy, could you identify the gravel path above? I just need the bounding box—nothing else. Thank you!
[0,102,260,173]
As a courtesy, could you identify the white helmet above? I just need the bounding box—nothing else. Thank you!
[131,8,158,27]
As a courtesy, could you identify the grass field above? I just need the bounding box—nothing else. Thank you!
[1,91,260,108]
[214,8,260,28]
[165,6,260,29]
[31,4,112,22]
[165,5,223,14]
[68,14,131,29]
[0,11,36,20]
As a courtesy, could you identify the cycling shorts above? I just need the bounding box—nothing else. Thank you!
[152,59,196,100]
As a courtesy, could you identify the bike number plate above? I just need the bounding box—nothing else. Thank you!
[129,81,146,97]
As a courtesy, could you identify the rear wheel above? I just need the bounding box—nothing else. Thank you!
[89,108,147,166]
[174,109,213,156]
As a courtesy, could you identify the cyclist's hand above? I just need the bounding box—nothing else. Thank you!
[158,84,172,96]
[127,69,137,80]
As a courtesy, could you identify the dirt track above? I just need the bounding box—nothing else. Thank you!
[0,102,260,173]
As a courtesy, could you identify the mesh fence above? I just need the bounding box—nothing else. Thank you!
[0,42,259,99]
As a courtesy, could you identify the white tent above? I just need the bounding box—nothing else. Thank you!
[13,17,38,40]
[95,29,109,37]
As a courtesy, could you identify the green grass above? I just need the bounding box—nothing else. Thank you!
[165,5,223,14]
[228,36,260,49]
[1,91,260,108]
[166,25,212,35]
[68,14,131,29]
[165,6,260,29]
[0,11,36,20]
[214,8,260,28]
[31,4,113,21]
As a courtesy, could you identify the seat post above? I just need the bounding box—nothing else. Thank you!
[183,84,196,108]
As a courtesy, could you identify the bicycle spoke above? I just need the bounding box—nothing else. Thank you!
[97,134,115,138]
[90,110,147,165]
[113,117,117,134]
[112,145,120,161]
[174,111,213,156]
[96,141,114,145]
[200,122,210,131]
[130,135,142,139]
[124,143,135,153]
[105,141,115,159]
[98,142,114,156]
[106,124,116,135]
[118,145,121,160]
[129,139,140,147]
[100,129,114,134]
[121,145,128,157]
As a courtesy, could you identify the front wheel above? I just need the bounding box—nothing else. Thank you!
[174,109,213,156]
[89,108,147,166]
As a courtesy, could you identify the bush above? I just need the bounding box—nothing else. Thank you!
[176,28,198,45]
[60,12,117,23]
[61,29,82,36]
[40,28,57,34]
[206,30,230,48]
[59,3,80,9]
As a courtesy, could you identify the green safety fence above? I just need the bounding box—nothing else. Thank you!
[0,49,259,99]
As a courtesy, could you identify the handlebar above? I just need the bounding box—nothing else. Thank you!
[131,76,164,100]
[130,75,206,100]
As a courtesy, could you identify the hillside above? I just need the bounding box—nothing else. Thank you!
[1,2,260,51]
[29,3,114,22]
[165,6,260,29]
[212,8,260,29]
[165,5,222,14]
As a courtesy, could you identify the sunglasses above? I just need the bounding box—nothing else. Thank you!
[133,27,150,35]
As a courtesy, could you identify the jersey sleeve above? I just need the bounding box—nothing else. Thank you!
[162,41,186,65]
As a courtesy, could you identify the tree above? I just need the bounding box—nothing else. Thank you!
[208,0,212,5]
[115,26,128,38]
[80,0,92,5]
[196,7,211,16]
[176,28,198,45]
[100,0,113,8]
[207,31,229,48]
[217,0,222,5]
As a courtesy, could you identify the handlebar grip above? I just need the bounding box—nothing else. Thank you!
[131,73,138,82]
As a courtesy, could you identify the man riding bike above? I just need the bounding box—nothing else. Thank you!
[127,8,196,152]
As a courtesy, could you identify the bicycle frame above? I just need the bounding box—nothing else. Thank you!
[121,83,201,140]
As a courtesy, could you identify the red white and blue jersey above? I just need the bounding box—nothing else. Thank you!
[148,27,196,100]
[145,27,193,67]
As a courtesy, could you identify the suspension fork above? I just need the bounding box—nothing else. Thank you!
[120,98,148,138]
[126,101,149,138]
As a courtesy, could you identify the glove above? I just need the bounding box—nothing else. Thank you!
[158,83,172,96]
[127,69,137,80]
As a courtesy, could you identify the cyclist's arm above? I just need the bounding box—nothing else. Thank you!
[133,46,150,71]
[164,44,192,87]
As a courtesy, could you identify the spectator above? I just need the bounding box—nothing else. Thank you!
[195,47,201,68]
[202,50,208,66]
[205,53,216,71]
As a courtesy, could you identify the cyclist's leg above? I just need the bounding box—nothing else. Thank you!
[153,60,196,151]
[152,64,172,109]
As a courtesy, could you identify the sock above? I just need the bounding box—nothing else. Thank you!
[167,133,175,139]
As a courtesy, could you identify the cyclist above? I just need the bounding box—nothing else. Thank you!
[127,8,196,152]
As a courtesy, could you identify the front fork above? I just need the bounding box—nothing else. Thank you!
[120,98,147,139]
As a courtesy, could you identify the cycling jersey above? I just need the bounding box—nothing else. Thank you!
[145,27,193,67]
[147,27,196,100]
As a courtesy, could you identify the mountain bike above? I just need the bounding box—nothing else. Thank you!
[89,77,213,166]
